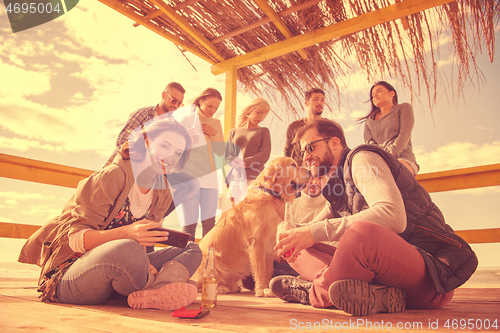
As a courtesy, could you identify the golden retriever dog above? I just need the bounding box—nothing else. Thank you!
[192,157,310,297]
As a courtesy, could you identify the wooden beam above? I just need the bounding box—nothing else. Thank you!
[148,0,225,62]
[416,163,500,193]
[132,0,200,27]
[395,0,411,30]
[0,153,93,189]
[253,0,308,59]
[132,10,162,28]
[212,0,456,75]
[224,67,237,140]
[211,0,323,44]
[97,0,215,64]
[455,228,500,244]
[0,222,40,240]
[2,220,498,245]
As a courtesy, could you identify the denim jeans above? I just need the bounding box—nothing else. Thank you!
[56,239,202,305]
[181,187,219,240]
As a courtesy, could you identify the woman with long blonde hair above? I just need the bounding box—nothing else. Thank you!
[225,97,272,204]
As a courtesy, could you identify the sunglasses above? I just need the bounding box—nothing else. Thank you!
[299,137,332,158]
[165,92,183,107]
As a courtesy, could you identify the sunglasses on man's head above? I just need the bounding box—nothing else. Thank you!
[299,137,333,158]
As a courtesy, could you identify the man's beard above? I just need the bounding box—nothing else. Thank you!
[309,146,335,177]
[314,107,323,115]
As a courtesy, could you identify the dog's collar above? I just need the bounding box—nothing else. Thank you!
[254,186,283,200]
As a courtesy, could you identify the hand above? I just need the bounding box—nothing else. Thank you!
[272,197,286,220]
[274,225,315,263]
[149,264,158,276]
[230,157,245,168]
[124,220,169,247]
[201,123,217,136]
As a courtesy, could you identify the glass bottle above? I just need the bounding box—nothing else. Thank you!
[201,247,218,308]
[276,202,296,258]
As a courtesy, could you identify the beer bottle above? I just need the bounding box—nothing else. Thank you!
[201,247,218,308]
[276,202,296,258]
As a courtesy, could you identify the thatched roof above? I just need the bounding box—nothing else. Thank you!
[99,0,499,116]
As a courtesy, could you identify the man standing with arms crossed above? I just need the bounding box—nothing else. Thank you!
[283,88,326,166]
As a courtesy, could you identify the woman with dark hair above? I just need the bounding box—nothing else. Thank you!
[19,117,202,311]
[178,87,225,240]
[360,81,419,175]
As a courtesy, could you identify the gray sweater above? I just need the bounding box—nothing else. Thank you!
[363,103,418,171]
[226,127,271,180]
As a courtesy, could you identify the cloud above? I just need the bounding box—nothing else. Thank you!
[21,205,61,217]
[0,102,75,140]
[416,141,500,173]
[0,60,51,98]
[0,191,57,201]
[0,136,64,152]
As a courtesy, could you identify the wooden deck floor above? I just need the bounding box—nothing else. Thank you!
[1,268,499,333]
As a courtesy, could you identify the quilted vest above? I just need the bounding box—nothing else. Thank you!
[322,145,478,293]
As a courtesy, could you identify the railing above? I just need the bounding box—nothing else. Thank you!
[1,153,499,244]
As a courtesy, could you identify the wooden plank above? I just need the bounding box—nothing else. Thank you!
[395,0,411,30]
[224,67,237,140]
[416,163,500,193]
[0,153,93,188]
[455,228,500,244]
[148,0,225,62]
[2,221,498,245]
[253,0,308,59]
[132,0,200,27]
[97,0,215,64]
[0,222,200,247]
[0,222,40,239]
[1,285,499,333]
[211,0,455,75]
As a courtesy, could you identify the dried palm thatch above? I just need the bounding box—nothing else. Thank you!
[100,0,499,116]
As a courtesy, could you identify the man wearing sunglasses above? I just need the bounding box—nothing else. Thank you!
[283,88,326,166]
[108,82,186,163]
[271,119,477,317]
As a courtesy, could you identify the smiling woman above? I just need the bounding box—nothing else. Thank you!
[17,117,202,311]
[124,118,192,189]
[178,88,225,241]
[359,81,419,176]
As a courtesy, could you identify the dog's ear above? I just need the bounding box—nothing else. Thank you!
[254,165,277,188]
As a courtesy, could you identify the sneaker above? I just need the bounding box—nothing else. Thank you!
[128,282,198,311]
[328,279,406,316]
[269,275,312,305]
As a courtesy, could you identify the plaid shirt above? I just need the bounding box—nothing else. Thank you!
[104,105,157,166]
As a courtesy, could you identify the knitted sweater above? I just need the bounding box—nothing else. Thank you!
[363,103,419,171]
[226,127,271,180]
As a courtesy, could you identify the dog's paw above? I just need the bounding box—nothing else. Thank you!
[255,288,274,297]
[217,285,232,294]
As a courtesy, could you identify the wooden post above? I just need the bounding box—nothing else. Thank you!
[224,67,237,140]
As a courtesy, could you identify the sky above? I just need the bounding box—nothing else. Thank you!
[0,2,499,268]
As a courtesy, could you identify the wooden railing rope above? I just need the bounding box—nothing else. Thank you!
[1,153,499,244]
